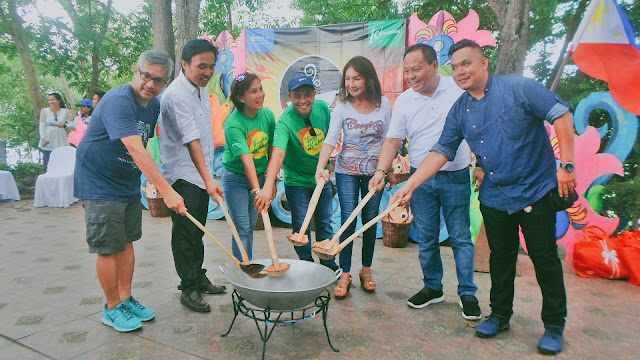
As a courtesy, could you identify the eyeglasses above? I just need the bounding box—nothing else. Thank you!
[304,117,317,137]
[138,69,168,86]
[236,71,253,82]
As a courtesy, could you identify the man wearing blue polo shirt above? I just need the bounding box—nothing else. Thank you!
[390,40,576,355]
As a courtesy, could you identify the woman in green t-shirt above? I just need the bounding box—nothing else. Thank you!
[221,72,275,260]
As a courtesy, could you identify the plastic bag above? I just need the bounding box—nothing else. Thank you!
[573,226,629,279]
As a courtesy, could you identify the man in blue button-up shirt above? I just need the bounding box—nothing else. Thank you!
[390,40,577,355]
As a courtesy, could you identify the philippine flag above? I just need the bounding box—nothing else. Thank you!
[571,0,640,115]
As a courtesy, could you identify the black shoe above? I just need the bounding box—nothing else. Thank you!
[180,289,211,313]
[459,295,482,320]
[197,276,226,295]
[407,288,444,309]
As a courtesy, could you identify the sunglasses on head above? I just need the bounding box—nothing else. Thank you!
[236,71,253,82]
[304,117,317,137]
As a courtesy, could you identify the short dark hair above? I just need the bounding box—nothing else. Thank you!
[48,92,66,108]
[182,39,219,70]
[404,43,437,65]
[339,56,382,107]
[449,39,484,57]
[229,72,260,114]
[94,90,106,99]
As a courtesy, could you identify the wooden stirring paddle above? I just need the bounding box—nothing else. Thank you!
[184,211,264,275]
[214,194,267,278]
[314,201,401,260]
[262,211,290,276]
[287,178,326,246]
[313,188,377,259]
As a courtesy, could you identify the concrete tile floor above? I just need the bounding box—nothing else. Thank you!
[0,200,639,360]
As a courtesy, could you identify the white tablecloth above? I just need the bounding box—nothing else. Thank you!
[0,170,20,201]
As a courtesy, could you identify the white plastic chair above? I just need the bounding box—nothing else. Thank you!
[34,146,79,207]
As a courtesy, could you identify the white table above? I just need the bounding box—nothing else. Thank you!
[0,170,20,201]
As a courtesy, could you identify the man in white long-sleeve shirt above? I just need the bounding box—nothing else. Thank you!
[160,39,226,313]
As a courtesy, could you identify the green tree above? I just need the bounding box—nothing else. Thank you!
[57,0,114,97]
[293,0,401,26]
[0,0,43,127]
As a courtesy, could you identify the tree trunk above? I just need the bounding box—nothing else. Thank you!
[226,1,233,33]
[546,0,590,87]
[174,0,201,78]
[151,0,175,66]
[492,0,530,74]
[88,0,113,97]
[0,0,44,128]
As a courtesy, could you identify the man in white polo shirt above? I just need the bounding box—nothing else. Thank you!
[370,43,482,321]
[160,39,226,313]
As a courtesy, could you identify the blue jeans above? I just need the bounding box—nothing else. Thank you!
[221,168,265,260]
[335,173,383,273]
[409,167,477,296]
[285,182,338,269]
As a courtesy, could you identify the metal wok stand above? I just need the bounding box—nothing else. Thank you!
[221,289,339,360]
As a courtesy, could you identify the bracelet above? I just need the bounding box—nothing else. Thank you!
[251,188,260,197]
[375,169,387,177]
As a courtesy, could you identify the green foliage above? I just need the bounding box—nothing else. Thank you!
[3,161,43,178]
[601,180,640,229]
[293,0,402,26]
[0,54,80,149]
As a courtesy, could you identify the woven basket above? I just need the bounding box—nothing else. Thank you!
[148,197,170,217]
[381,218,411,248]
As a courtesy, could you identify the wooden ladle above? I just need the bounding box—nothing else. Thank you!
[313,201,401,260]
[262,211,290,276]
[184,211,265,276]
[287,178,326,246]
[313,188,377,260]
[214,194,267,278]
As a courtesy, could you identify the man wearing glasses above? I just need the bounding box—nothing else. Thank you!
[75,50,186,332]
[256,73,338,271]
[160,39,226,313]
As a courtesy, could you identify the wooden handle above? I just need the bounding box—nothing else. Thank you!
[329,188,377,247]
[295,178,326,241]
[215,194,251,264]
[337,201,400,252]
[261,211,281,270]
[185,211,241,267]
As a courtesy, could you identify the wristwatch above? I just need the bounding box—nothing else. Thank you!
[559,161,575,172]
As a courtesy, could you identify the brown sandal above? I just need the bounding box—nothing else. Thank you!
[359,272,376,293]
[334,274,352,300]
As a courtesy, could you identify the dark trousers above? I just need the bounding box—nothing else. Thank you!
[480,194,567,328]
[170,179,209,291]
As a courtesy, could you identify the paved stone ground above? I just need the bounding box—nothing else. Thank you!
[1,200,639,360]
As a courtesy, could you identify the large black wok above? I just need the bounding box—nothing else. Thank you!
[219,259,342,310]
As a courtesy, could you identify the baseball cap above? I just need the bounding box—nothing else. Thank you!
[77,99,92,107]
[288,73,315,91]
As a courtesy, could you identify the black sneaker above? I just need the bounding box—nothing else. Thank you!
[459,295,482,320]
[197,276,226,295]
[407,288,444,309]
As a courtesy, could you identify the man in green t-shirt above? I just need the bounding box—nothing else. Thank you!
[257,73,338,270]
